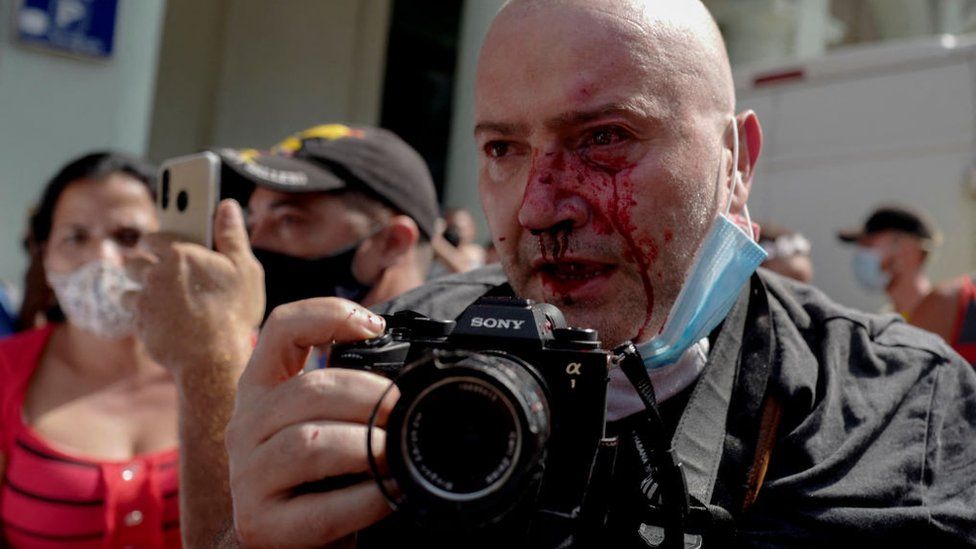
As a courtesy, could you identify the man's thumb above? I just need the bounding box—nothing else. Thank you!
[214,199,250,258]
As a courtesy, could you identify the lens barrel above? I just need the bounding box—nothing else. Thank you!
[385,351,550,527]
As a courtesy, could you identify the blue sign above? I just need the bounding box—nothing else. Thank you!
[16,0,119,58]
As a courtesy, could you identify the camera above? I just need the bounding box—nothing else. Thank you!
[331,296,614,541]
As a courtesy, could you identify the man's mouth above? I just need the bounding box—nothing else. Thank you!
[536,259,616,296]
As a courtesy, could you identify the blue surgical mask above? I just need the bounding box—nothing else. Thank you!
[853,248,891,292]
[635,120,768,370]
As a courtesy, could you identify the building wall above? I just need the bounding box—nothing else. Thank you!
[443,0,506,241]
[148,0,392,162]
[0,0,167,288]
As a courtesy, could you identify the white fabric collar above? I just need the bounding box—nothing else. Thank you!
[606,338,710,422]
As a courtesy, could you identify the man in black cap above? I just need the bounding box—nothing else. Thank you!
[216,124,445,313]
[130,124,446,546]
[838,203,941,318]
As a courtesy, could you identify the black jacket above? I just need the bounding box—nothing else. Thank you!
[367,265,976,547]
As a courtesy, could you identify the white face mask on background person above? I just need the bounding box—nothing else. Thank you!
[46,259,143,339]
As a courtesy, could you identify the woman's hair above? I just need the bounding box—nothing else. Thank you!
[17,152,157,331]
[28,152,156,245]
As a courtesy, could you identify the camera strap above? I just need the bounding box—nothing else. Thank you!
[669,278,756,507]
[621,275,779,547]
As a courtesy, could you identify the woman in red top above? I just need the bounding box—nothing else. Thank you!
[0,152,181,547]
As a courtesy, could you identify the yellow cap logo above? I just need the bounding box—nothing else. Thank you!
[273,124,365,155]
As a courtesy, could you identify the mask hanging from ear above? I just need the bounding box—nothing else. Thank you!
[635,118,767,370]
[253,238,375,319]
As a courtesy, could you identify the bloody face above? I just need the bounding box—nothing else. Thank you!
[474,5,732,347]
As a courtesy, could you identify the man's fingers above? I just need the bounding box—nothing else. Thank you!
[141,232,183,257]
[232,368,398,449]
[236,421,386,498]
[238,299,386,395]
[213,199,253,263]
[237,482,391,547]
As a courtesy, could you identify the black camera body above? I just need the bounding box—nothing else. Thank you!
[331,296,613,539]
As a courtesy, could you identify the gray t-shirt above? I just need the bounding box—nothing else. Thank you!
[370,265,976,547]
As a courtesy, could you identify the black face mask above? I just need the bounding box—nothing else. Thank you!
[253,241,374,320]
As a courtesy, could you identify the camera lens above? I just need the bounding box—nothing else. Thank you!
[406,377,520,498]
[160,170,170,210]
[176,189,189,212]
[386,351,549,522]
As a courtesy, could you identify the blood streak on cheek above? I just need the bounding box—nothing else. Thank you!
[609,171,656,340]
[570,152,658,340]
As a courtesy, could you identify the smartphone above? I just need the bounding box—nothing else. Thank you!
[157,152,221,248]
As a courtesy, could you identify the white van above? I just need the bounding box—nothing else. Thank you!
[737,34,976,312]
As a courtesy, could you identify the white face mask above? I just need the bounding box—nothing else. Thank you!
[46,259,142,339]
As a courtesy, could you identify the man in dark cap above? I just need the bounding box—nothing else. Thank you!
[217,124,444,312]
[838,204,941,318]
[130,124,445,546]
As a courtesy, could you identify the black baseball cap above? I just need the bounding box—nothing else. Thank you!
[837,204,941,244]
[215,124,439,239]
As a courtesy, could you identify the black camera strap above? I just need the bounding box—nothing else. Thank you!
[619,274,777,547]
[670,277,761,507]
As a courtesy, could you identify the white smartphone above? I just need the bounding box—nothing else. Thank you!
[157,152,221,248]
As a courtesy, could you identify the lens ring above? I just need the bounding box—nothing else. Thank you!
[401,375,523,502]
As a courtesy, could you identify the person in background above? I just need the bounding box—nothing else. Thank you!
[17,221,59,332]
[911,273,976,366]
[219,124,441,315]
[757,222,813,283]
[430,207,487,276]
[130,124,444,546]
[837,204,940,318]
[0,152,181,546]
[0,282,16,338]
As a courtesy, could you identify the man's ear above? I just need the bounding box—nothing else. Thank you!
[373,215,420,269]
[729,110,763,214]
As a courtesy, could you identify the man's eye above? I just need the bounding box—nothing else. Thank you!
[280,214,305,228]
[484,141,511,158]
[589,128,626,147]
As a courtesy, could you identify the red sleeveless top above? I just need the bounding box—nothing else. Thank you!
[0,326,181,548]
[951,274,976,366]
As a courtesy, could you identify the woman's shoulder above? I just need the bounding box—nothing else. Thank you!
[0,325,56,382]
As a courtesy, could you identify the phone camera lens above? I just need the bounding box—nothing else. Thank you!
[177,190,189,212]
[160,170,171,210]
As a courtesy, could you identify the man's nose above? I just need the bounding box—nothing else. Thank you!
[517,151,590,233]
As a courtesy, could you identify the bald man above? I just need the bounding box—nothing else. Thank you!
[220,1,976,546]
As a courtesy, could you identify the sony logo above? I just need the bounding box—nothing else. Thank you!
[470,317,526,330]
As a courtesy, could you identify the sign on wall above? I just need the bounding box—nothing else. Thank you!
[16,0,119,58]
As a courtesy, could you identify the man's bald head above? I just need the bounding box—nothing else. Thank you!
[486,0,735,117]
[473,0,761,346]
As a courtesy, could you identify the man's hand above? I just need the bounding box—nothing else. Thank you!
[227,298,395,547]
[133,199,265,373]
[127,199,265,547]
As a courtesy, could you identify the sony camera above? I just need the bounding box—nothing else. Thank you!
[331,296,615,543]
